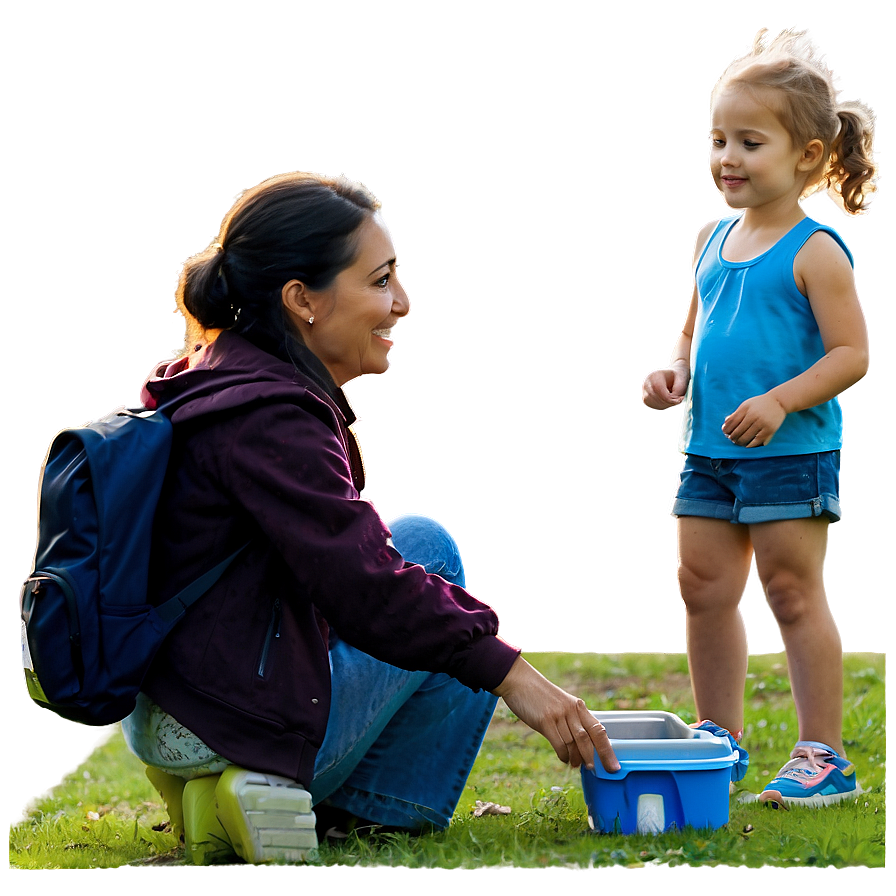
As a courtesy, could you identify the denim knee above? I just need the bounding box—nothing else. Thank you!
[388,515,465,587]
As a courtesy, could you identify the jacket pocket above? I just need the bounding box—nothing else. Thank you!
[256,597,282,680]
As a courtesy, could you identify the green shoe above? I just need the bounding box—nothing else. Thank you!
[144,767,186,843]
[182,775,237,865]
[214,766,317,864]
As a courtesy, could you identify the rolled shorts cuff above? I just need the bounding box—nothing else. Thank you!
[672,493,841,524]
[672,497,734,521]
[736,493,841,523]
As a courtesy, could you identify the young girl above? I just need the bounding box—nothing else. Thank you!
[643,29,875,807]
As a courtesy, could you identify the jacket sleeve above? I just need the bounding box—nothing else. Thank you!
[217,401,520,692]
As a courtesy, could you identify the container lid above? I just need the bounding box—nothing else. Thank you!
[587,710,740,778]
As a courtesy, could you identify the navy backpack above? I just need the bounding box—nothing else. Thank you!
[20,407,244,726]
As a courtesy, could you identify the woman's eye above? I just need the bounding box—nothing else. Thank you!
[374,274,390,289]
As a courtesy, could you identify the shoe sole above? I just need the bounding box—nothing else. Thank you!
[215,767,318,864]
[144,767,187,842]
[183,775,236,865]
[759,787,857,809]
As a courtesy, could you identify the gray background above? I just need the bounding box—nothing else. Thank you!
[2,0,894,880]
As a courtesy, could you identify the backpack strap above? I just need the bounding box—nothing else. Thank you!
[155,543,251,625]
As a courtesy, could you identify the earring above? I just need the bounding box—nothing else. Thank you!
[308,315,314,326]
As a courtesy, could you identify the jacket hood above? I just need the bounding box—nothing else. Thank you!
[142,330,356,429]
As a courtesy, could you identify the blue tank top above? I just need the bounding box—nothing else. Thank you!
[682,215,851,458]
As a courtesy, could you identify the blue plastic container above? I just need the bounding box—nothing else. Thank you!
[580,710,739,834]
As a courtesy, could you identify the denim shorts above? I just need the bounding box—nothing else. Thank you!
[672,452,841,524]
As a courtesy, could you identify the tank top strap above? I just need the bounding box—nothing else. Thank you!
[696,217,737,272]
[772,217,854,269]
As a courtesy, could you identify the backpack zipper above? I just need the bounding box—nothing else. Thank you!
[21,570,86,689]
[257,597,282,679]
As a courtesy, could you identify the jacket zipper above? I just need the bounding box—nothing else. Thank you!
[257,597,281,679]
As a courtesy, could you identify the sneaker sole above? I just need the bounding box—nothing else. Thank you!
[215,767,318,864]
[759,787,857,809]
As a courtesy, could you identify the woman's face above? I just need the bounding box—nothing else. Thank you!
[293,215,409,386]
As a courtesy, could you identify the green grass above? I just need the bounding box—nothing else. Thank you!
[9,652,885,869]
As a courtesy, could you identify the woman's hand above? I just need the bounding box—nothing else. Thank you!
[722,393,787,447]
[643,361,690,410]
[492,656,620,772]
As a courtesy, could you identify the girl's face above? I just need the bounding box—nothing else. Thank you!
[710,87,810,214]
[296,215,409,386]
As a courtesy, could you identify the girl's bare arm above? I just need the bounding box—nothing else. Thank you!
[642,221,717,410]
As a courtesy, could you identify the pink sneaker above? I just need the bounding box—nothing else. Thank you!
[760,741,858,809]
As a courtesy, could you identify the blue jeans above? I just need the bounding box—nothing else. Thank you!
[122,515,496,831]
[311,515,494,830]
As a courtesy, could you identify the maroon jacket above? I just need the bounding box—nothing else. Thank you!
[140,331,519,784]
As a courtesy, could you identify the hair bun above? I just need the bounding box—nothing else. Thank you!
[181,245,239,329]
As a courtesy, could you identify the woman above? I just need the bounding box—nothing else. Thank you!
[122,171,618,865]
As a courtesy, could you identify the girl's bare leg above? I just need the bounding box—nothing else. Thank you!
[750,518,844,756]
[677,517,753,736]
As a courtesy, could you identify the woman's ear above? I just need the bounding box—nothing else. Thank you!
[282,279,314,326]
[798,138,825,172]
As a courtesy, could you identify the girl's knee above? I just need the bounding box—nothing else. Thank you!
[677,561,742,613]
[762,571,820,626]
[677,563,705,609]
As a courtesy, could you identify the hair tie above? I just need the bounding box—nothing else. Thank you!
[212,250,229,296]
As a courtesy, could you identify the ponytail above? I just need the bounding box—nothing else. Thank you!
[826,103,877,215]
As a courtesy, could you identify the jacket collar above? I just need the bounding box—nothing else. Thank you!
[144,331,350,419]
[142,330,365,489]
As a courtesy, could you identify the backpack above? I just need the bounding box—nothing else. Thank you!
[20,407,245,726]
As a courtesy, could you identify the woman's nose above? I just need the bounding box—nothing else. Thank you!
[393,280,410,316]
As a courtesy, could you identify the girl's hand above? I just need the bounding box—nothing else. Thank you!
[643,362,690,410]
[722,393,787,447]
[492,656,620,773]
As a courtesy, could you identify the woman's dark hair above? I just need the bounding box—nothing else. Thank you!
[177,172,380,360]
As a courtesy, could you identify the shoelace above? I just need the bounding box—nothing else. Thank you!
[779,745,830,779]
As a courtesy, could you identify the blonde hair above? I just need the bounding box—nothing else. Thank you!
[713,29,877,214]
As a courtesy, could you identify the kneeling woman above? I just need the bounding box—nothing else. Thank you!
[122,171,617,864]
